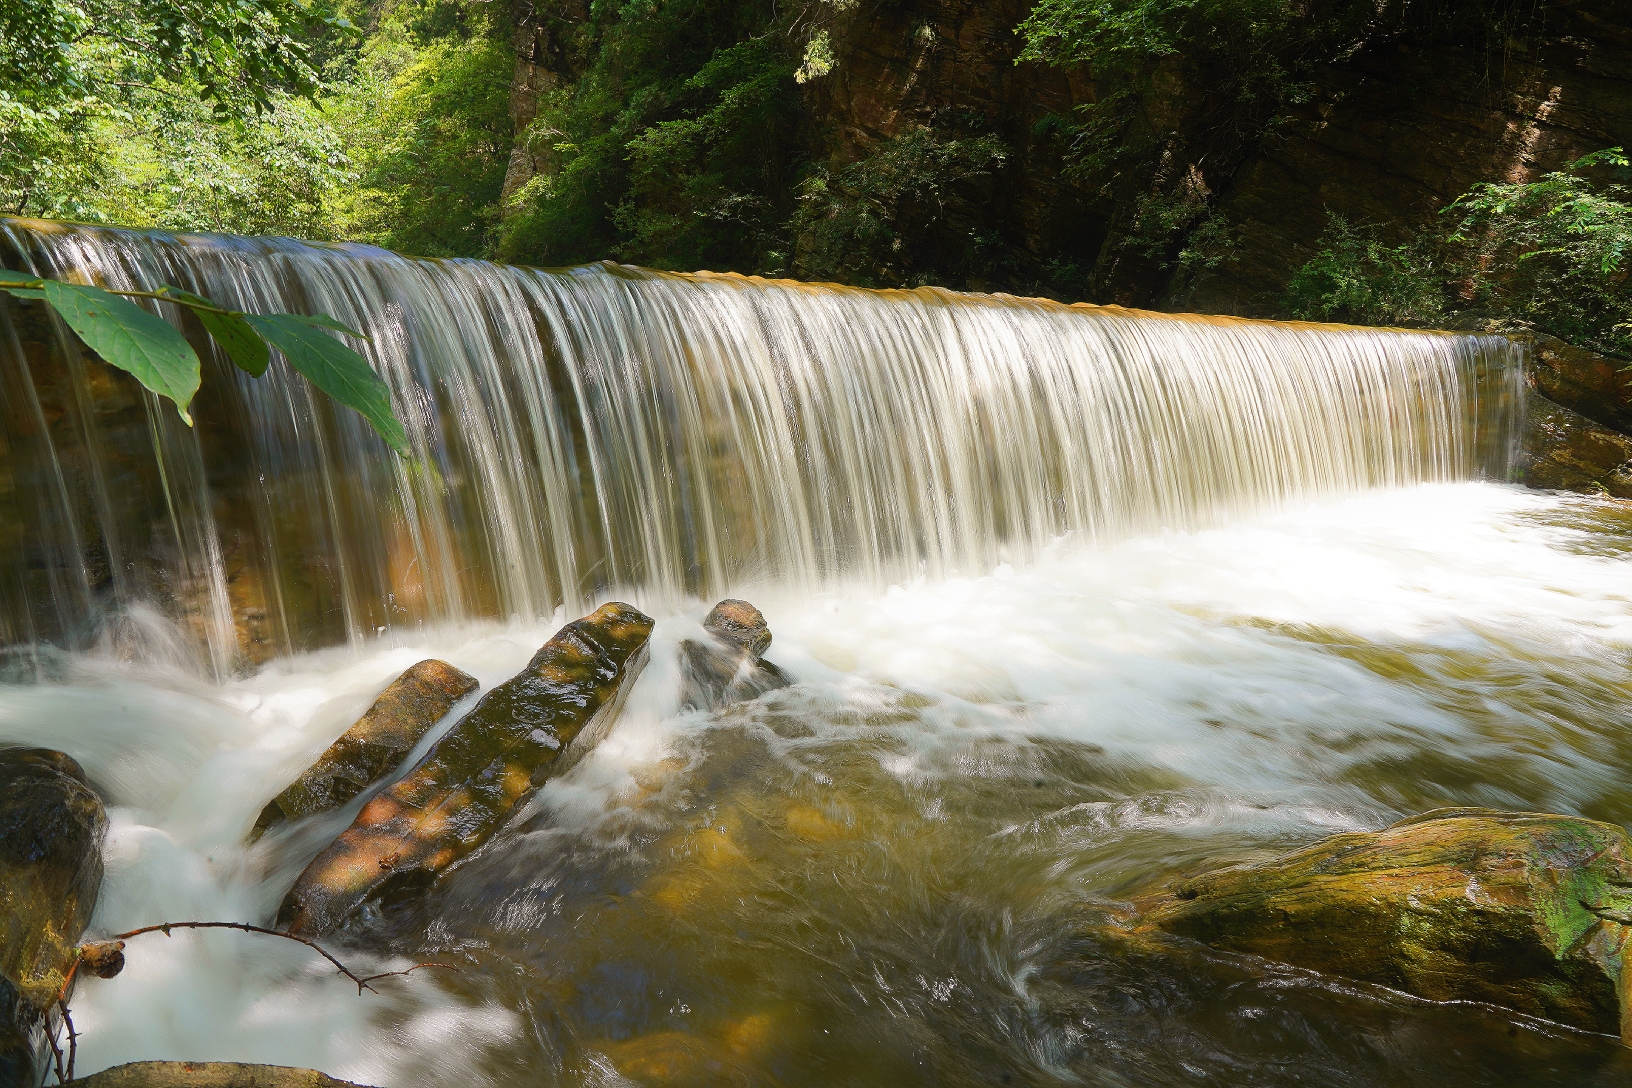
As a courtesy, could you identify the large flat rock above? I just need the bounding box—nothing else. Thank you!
[74,1061,375,1087]
[1137,807,1632,1038]
[0,747,106,1085]
[276,603,654,937]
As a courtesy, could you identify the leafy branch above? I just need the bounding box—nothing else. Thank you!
[0,271,409,453]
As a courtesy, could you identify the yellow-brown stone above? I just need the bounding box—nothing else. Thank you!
[1135,808,1632,1039]
[0,747,106,1084]
[276,604,653,937]
[249,660,478,842]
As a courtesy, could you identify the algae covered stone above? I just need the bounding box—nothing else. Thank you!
[250,659,479,842]
[679,599,790,712]
[0,747,107,1084]
[1139,807,1632,1038]
[277,604,654,937]
[73,1061,377,1087]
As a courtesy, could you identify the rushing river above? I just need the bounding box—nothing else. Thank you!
[1,220,1629,1085]
[1,482,1630,1086]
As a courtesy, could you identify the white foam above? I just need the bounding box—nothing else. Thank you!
[4,481,1629,1083]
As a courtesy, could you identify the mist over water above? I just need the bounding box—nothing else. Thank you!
[1,220,1519,674]
[0,484,1625,1086]
[2,221,1628,1085]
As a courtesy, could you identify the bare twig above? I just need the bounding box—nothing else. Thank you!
[109,921,388,995]
[58,1001,76,1082]
[356,962,459,988]
[42,1008,65,1086]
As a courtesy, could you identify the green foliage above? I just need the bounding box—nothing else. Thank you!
[1448,149,1632,355]
[1283,214,1447,327]
[497,0,807,272]
[331,17,514,257]
[790,129,1011,287]
[1284,151,1632,354]
[0,0,336,115]
[0,271,406,451]
[38,279,204,420]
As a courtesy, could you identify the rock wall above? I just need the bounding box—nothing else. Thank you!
[1178,0,1632,316]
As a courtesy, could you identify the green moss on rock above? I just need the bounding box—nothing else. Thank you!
[1137,807,1632,1038]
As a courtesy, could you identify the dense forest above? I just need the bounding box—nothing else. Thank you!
[2,0,1629,354]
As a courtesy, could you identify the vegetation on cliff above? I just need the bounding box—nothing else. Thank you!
[1287,149,1632,355]
[2,0,1627,359]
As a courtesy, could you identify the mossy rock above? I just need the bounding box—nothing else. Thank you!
[73,1061,375,1087]
[277,604,654,937]
[0,747,107,1085]
[1137,808,1632,1038]
[250,659,478,842]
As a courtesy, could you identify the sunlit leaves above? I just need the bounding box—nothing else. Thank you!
[40,280,203,423]
[244,314,408,454]
[160,285,270,376]
[1,271,408,452]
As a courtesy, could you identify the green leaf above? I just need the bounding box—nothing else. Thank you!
[245,313,408,454]
[277,312,371,340]
[0,269,44,299]
[159,285,270,377]
[41,281,201,424]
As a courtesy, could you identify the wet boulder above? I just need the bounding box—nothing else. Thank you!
[0,748,107,1086]
[74,1061,376,1087]
[1135,808,1632,1038]
[680,600,791,713]
[250,660,479,842]
[277,603,654,937]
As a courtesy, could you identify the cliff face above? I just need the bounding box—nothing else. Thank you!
[797,0,1101,291]
[1178,0,1632,316]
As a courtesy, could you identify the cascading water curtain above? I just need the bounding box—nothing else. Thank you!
[0,219,1526,674]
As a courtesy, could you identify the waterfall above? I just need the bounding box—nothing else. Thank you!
[0,219,1524,674]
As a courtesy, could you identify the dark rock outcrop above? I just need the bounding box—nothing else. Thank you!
[1517,394,1632,498]
[74,1061,376,1088]
[0,747,106,1086]
[250,660,479,842]
[276,603,654,937]
[679,600,791,713]
[1133,808,1632,1039]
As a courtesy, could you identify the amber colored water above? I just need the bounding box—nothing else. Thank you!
[2,221,1628,1087]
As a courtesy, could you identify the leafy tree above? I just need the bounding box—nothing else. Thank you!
[1284,150,1632,356]
[497,0,807,273]
[791,128,1010,288]
[1447,148,1632,355]
[1282,214,1447,327]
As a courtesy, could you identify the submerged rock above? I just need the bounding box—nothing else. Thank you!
[680,600,791,712]
[276,603,654,937]
[73,1061,376,1087]
[0,748,107,1085]
[249,660,479,842]
[1135,808,1632,1038]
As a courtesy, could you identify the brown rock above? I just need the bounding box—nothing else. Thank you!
[1522,332,1632,436]
[250,660,479,842]
[0,747,106,1085]
[73,1060,376,1087]
[1516,394,1632,499]
[1135,808,1632,1039]
[276,603,654,937]
[680,600,790,713]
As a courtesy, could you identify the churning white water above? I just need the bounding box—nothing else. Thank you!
[3,219,1626,1085]
[0,220,1520,675]
[2,482,1629,1085]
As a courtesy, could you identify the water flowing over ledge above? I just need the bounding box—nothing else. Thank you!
[0,219,1524,674]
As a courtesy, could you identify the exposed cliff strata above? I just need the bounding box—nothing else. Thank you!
[1177,0,1632,315]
